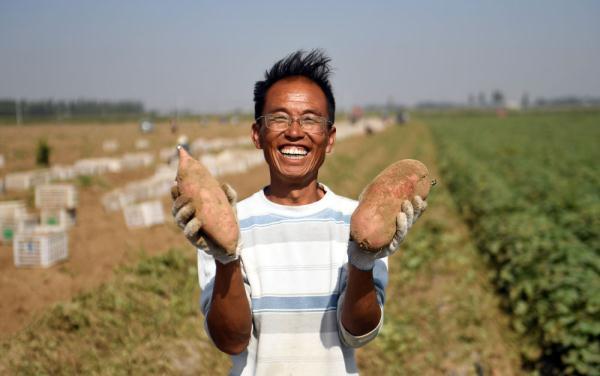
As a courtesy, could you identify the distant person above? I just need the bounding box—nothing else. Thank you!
[172,49,427,375]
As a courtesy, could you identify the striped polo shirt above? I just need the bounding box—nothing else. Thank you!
[198,186,388,375]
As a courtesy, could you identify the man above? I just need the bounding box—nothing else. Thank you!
[172,50,426,375]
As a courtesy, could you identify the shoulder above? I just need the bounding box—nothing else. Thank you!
[236,189,265,219]
[325,188,358,214]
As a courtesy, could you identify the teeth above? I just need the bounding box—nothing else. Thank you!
[280,146,308,158]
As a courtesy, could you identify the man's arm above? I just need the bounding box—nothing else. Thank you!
[341,264,381,335]
[206,260,252,355]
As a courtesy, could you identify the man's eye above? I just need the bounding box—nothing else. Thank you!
[301,117,320,125]
[270,116,289,123]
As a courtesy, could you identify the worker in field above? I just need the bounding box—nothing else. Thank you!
[171,49,427,375]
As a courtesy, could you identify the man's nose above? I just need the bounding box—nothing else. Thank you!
[284,118,304,138]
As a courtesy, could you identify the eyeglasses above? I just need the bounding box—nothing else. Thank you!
[257,113,331,134]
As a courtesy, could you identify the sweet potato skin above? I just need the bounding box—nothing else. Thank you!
[176,147,239,254]
[350,159,430,251]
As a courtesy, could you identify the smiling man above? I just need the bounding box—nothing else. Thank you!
[173,50,426,375]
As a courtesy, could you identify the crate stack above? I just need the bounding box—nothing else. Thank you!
[13,226,68,268]
[123,200,165,229]
[3,170,52,191]
[121,152,154,170]
[0,201,27,244]
[35,184,78,229]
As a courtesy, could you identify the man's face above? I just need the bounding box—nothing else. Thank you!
[252,76,336,186]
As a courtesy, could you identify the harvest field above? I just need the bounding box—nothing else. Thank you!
[1,111,598,375]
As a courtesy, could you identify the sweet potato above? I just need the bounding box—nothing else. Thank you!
[350,159,431,251]
[175,147,239,254]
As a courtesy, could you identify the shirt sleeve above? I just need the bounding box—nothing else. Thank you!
[337,257,389,348]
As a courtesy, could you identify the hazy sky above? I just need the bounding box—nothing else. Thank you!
[1,0,599,112]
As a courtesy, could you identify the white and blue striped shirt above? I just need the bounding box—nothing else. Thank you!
[198,186,388,375]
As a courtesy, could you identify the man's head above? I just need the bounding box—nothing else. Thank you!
[251,50,336,188]
[254,49,336,125]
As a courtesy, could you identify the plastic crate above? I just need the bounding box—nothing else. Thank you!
[123,200,165,229]
[13,228,68,268]
[35,184,78,210]
[4,170,51,190]
[40,208,75,228]
[121,152,154,170]
[0,201,26,244]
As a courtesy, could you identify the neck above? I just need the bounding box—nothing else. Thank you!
[265,178,325,206]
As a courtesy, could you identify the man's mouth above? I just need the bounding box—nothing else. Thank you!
[279,146,309,160]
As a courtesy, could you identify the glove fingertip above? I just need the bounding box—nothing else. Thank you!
[221,183,238,205]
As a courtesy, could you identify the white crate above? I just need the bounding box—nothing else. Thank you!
[40,208,75,228]
[123,200,165,229]
[0,201,27,244]
[49,165,76,181]
[4,170,51,190]
[121,152,154,170]
[35,184,78,210]
[13,228,68,268]
[74,158,122,175]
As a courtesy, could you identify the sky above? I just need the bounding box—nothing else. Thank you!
[1,0,599,113]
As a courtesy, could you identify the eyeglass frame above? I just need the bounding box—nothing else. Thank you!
[256,112,333,134]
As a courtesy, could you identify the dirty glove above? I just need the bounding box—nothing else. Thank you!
[171,182,241,265]
[348,196,427,271]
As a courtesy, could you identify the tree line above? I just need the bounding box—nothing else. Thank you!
[0,99,145,122]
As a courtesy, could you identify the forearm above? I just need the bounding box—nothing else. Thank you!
[206,259,252,355]
[341,263,381,336]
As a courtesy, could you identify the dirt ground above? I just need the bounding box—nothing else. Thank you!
[0,121,261,338]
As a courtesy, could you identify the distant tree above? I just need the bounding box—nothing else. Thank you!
[491,90,505,107]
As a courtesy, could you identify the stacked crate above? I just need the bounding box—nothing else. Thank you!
[0,201,27,244]
[3,170,51,191]
[13,226,68,267]
[121,152,154,170]
[35,184,78,229]
[123,200,165,229]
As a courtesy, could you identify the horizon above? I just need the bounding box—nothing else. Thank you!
[1,1,599,113]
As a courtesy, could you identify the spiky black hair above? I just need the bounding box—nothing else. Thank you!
[254,49,336,125]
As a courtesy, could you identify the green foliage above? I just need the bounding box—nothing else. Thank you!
[427,111,600,375]
[36,138,51,167]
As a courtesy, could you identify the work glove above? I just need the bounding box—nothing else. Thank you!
[348,196,427,271]
[171,181,241,265]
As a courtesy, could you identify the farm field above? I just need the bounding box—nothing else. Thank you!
[426,111,600,375]
[1,111,597,374]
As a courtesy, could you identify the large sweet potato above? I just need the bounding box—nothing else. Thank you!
[175,147,239,254]
[350,159,431,251]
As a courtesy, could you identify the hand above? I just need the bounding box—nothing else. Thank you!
[171,181,241,265]
[348,196,427,271]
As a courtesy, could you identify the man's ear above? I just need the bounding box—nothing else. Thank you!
[251,122,262,149]
[326,126,336,153]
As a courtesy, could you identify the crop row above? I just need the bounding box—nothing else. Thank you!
[427,112,600,375]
